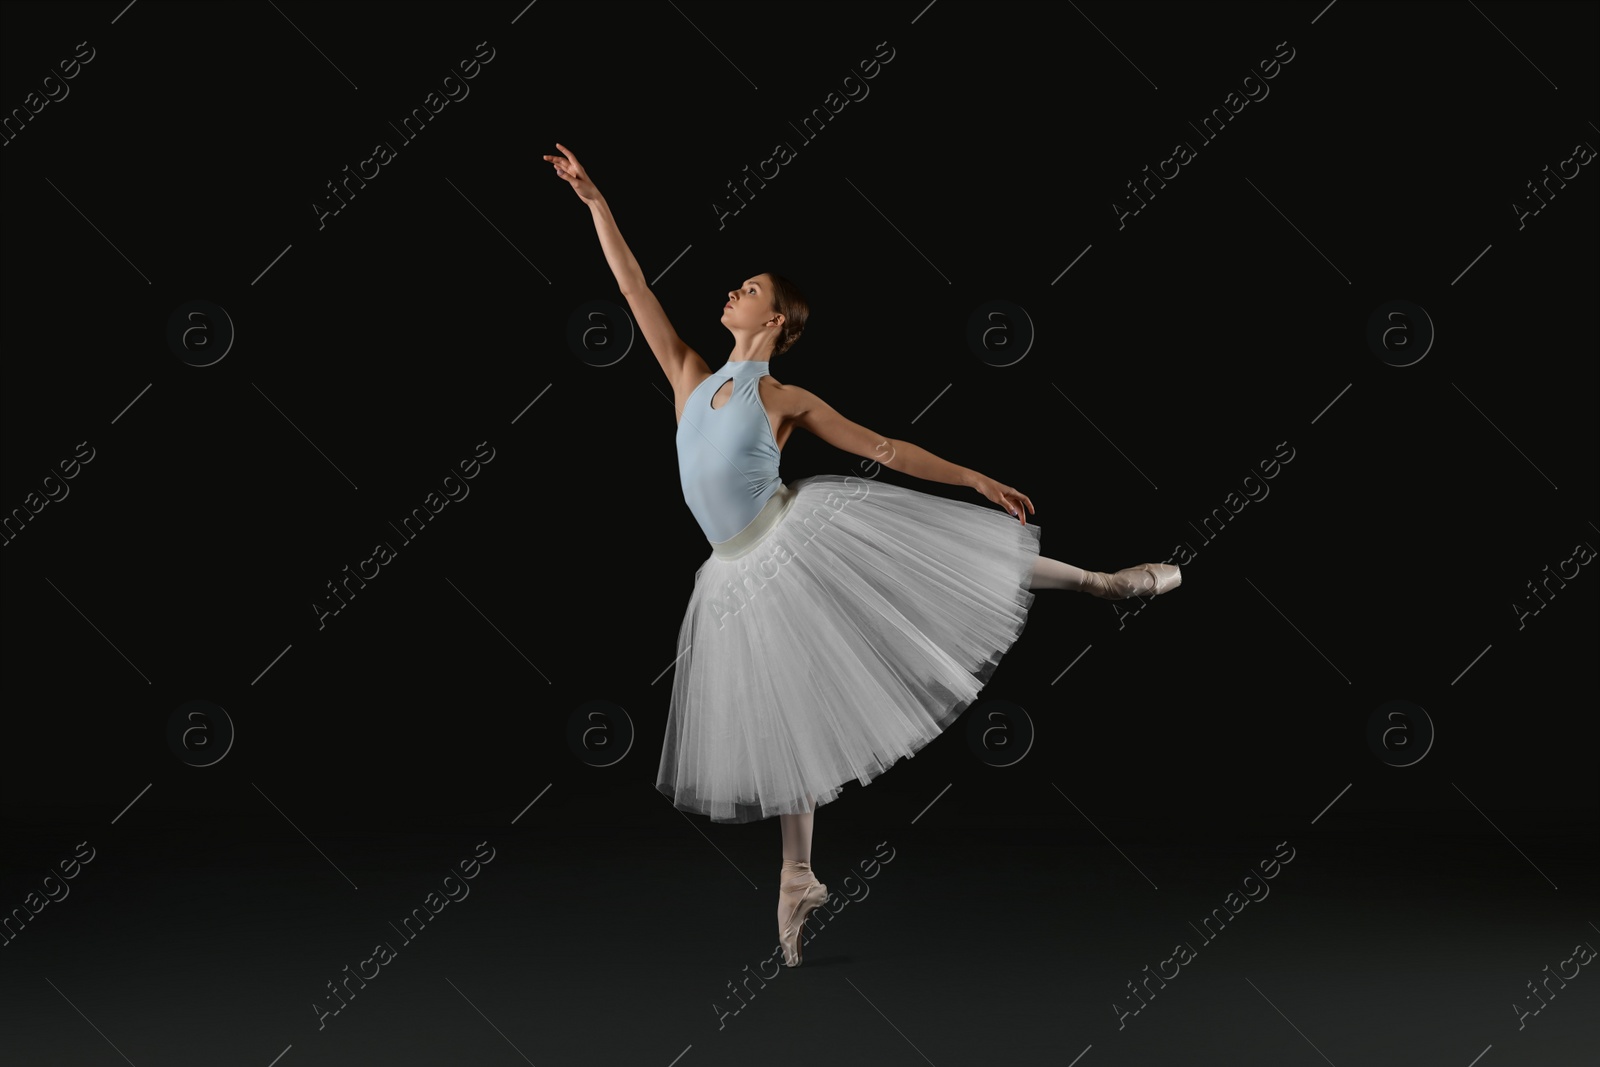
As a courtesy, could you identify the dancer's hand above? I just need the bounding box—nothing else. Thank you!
[543,142,602,205]
[973,476,1033,524]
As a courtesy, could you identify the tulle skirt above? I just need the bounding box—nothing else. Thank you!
[657,473,1041,823]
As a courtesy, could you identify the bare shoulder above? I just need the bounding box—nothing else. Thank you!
[760,373,818,417]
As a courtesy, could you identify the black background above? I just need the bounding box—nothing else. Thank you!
[3,2,1596,1065]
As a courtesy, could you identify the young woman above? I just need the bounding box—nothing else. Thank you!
[545,143,1181,966]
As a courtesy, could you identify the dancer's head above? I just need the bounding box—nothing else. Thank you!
[722,272,808,360]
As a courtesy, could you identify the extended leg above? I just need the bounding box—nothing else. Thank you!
[1029,556,1095,592]
[1030,555,1181,598]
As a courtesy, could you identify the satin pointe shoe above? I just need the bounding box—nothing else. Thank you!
[1083,563,1182,599]
[778,860,829,967]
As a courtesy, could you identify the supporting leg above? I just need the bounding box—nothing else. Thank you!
[779,799,815,864]
[777,797,826,967]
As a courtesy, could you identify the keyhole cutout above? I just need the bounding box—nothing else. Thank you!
[710,378,734,410]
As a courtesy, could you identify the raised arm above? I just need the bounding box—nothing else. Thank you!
[788,385,1035,523]
[544,143,708,393]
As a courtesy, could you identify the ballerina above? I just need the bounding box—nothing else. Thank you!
[544,143,1181,966]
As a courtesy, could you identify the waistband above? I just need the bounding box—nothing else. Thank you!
[710,482,797,560]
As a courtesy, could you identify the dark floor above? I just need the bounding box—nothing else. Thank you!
[3,813,1595,1066]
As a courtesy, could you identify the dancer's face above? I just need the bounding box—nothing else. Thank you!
[722,274,783,345]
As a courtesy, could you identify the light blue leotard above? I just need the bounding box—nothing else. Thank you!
[676,359,782,543]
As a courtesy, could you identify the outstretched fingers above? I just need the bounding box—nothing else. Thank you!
[553,142,581,174]
[542,143,582,180]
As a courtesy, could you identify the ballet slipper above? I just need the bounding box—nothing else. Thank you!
[1082,563,1182,599]
[777,860,828,967]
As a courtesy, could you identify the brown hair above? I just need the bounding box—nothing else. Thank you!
[761,272,809,359]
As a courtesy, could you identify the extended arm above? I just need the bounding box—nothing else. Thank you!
[586,198,708,389]
[790,386,1034,522]
[545,144,708,392]
[878,438,977,487]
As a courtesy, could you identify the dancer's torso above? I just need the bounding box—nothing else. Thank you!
[675,360,787,543]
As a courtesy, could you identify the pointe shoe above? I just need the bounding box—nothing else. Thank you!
[778,860,829,967]
[1083,563,1182,600]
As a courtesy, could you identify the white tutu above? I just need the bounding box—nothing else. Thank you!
[657,473,1041,823]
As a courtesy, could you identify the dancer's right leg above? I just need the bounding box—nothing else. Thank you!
[1029,557,1095,592]
[1030,555,1181,598]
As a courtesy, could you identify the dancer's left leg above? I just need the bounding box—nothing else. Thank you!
[779,811,813,864]
[777,800,826,966]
